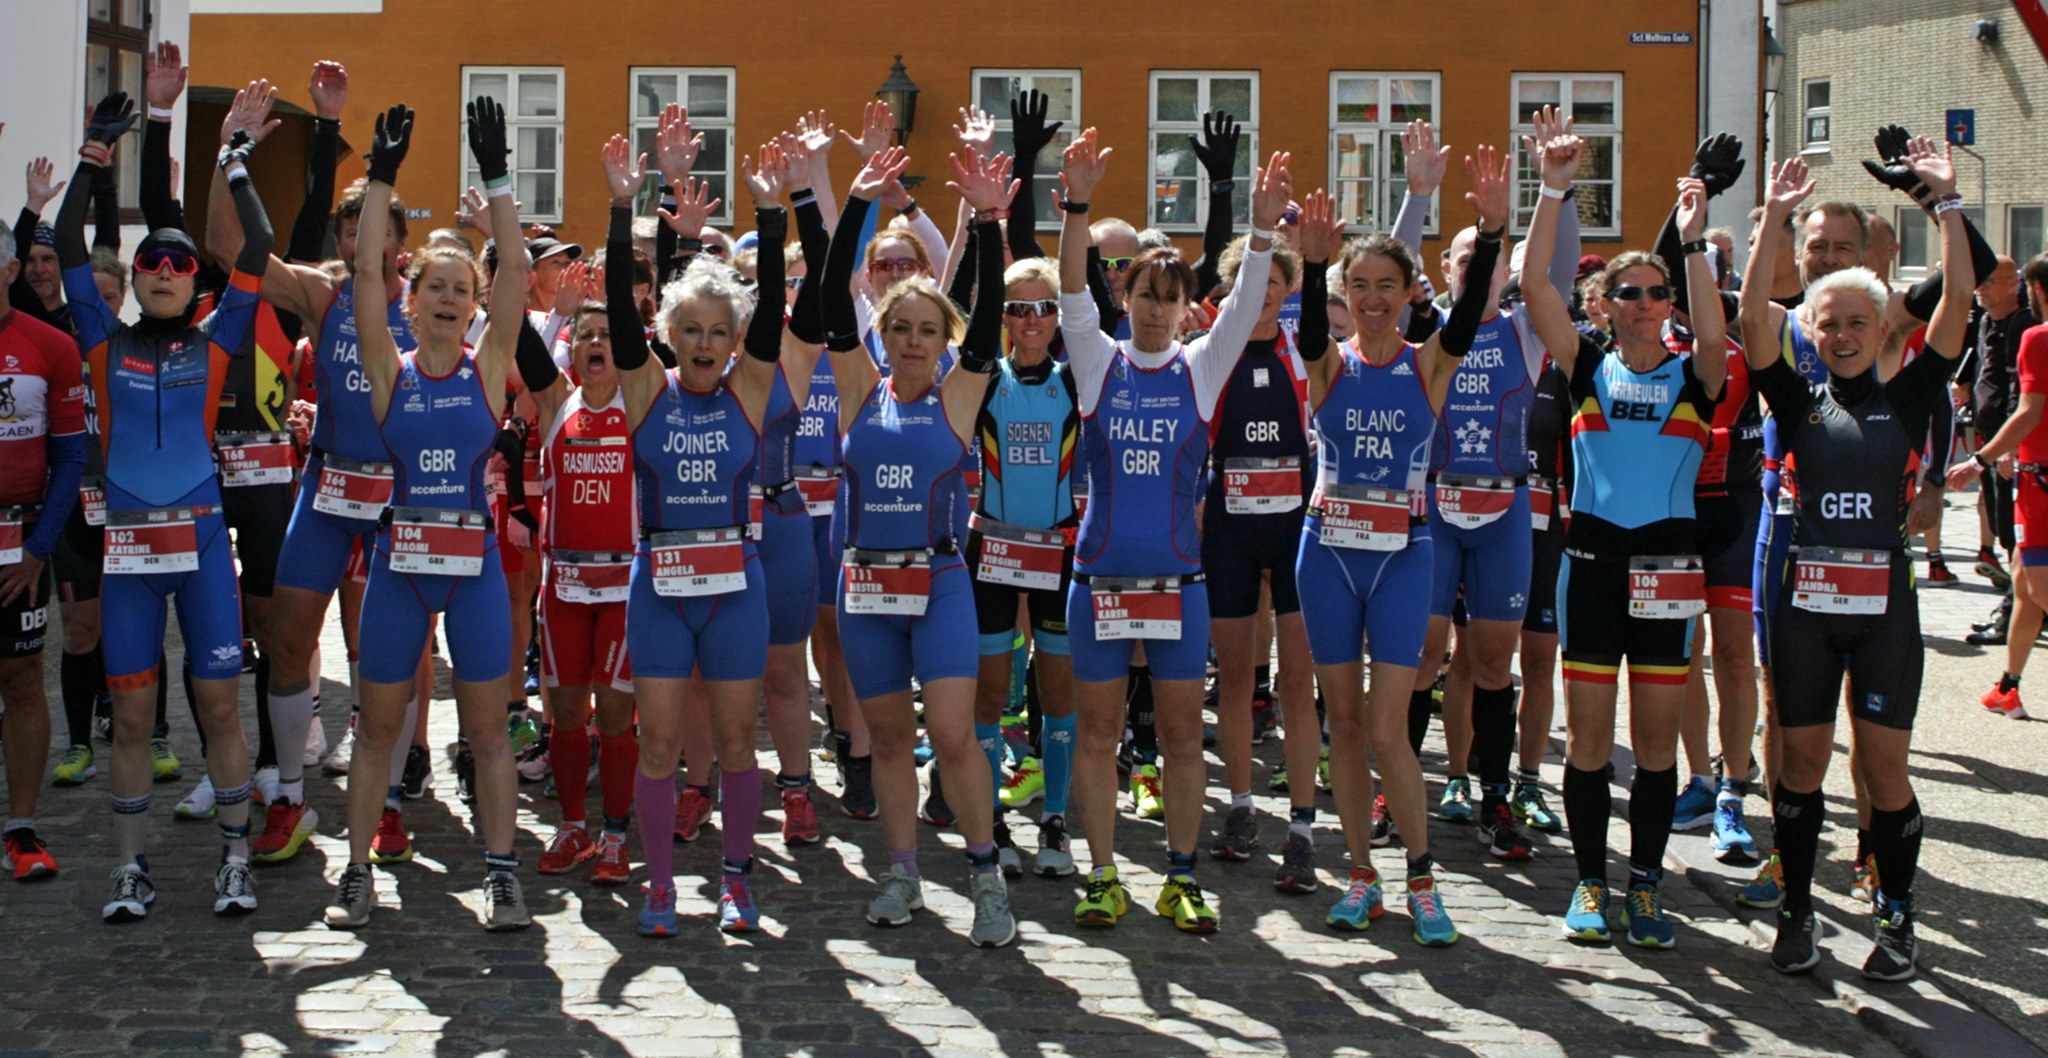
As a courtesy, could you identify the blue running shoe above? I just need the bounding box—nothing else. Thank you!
[719,875,760,933]
[1407,874,1458,947]
[912,734,934,766]
[638,884,679,938]
[1621,883,1676,949]
[1737,852,1785,909]
[1563,879,1612,943]
[1325,866,1384,931]
[1711,796,1759,864]
[1671,776,1715,831]
[1434,777,1474,823]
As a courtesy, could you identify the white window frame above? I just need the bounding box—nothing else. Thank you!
[971,68,1082,227]
[1327,71,1442,235]
[628,67,737,227]
[2008,204,2046,261]
[1148,71,1260,233]
[1510,73,1623,239]
[1801,78,1832,154]
[461,66,564,224]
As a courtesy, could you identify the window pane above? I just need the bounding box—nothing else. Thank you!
[120,47,141,98]
[1806,115,1830,145]
[1211,78,1253,122]
[635,73,677,118]
[697,128,728,175]
[91,0,111,21]
[1038,76,1077,121]
[1155,77,1197,122]
[87,43,111,103]
[1334,133,1374,181]
[1334,76,1379,124]
[1154,179,1197,226]
[1335,179,1374,230]
[978,75,1017,115]
[1228,133,1256,223]
[1516,80,1561,123]
[517,74,558,118]
[1032,174,1064,224]
[1575,183,1614,230]
[1154,133,1197,179]
[1805,80,1830,110]
[1389,78,1434,124]
[122,0,143,26]
[1896,209,1931,270]
[2011,207,2046,260]
[1572,136,1616,181]
[1570,79,1616,126]
[687,74,729,119]
[471,73,508,107]
[524,172,557,219]
[694,172,729,218]
[519,127,557,171]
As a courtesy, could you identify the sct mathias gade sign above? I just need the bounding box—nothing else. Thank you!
[1629,31,1694,44]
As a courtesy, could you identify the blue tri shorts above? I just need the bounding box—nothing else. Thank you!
[1426,484,1533,623]
[837,555,977,699]
[1298,526,1434,669]
[359,530,511,685]
[758,490,817,645]
[1065,575,1212,684]
[627,544,768,682]
[273,453,385,596]
[103,505,243,685]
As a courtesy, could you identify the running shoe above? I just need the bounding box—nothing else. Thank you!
[3,828,58,881]
[1737,852,1785,909]
[1268,765,1290,792]
[93,707,113,745]
[1317,746,1332,791]
[507,713,543,756]
[866,863,924,926]
[1711,797,1759,864]
[515,743,550,784]
[992,818,1024,879]
[1923,558,1958,585]
[1435,777,1474,823]
[1034,814,1077,878]
[321,723,353,775]
[1130,763,1165,820]
[1274,832,1319,893]
[452,744,476,805]
[1851,854,1881,904]
[369,807,412,864]
[1864,895,1918,981]
[1621,883,1675,949]
[920,763,954,827]
[1370,793,1396,848]
[969,871,1018,948]
[1981,685,2029,720]
[251,800,318,865]
[675,785,713,843]
[213,858,258,915]
[401,745,433,799]
[999,756,1045,808]
[52,744,95,786]
[1326,866,1384,930]
[175,777,217,821]
[252,766,279,807]
[1478,802,1536,860]
[1671,775,1716,830]
[912,733,934,766]
[1249,690,1276,745]
[1211,804,1259,861]
[719,874,760,933]
[538,826,596,874]
[1563,879,1612,943]
[1407,874,1458,946]
[638,882,679,937]
[840,756,878,820]
[322,863,377,929]
[591,831,630,883]
[1772,904,1821,974]
[302,713,328,767]
[1976,547,2013,591]
[150,737,182,782]
[1156,874,1219,933]
[103,863,155,924]
[1074,865,1129,927]
[1512,781,1563,832]
[483,870,531,931]
[1966,621,2010,647]
[781,785,822,845]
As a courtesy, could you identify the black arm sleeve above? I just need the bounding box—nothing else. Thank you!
[1403,301,1444,345]
[91,161,121,250]
[1006,153,1044,261]
[1904,212,1998,321]
[1439,235,1502,358]
[1298,259,1331,362]
[1924,390,1954,484]
[958,220,1005,374]
[1652,205,1691,318]
[225,165,275,276]
[1191,183,1233,299]
[606,206,654,372]
[652,186,703,291]
[743,206,787,363]
[821,195,873,353]
[9,209,40,311]
[140,118,186,234]
[286,117,341,263]
[514,313,560,392]
[788,191,830,346]
[54,161,99,270]
[945,225,978,312]
[1085,246,1123,336]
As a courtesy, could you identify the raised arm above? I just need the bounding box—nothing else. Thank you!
[1290,188,1345,395]
[1674,177,1725,401]
[780,130,831,351]
[730,140,791,421]
[1910,139,1973,359]
[821,147,909,431]
[354,103,411,415]
[1188,109,1241,297]
[206,78,330,320]
[1864,124,1998,325]
[795,110,840,230]
[651,103,708,290]
[1740,158,1812,372]
[940,147,1015,433]
[1393,120,1447,256]
[140,42,195,233]
[1189,150,1288,410]
[1421,146,1511,411]
[1005,89,1061,261]
[599,135,666,423]
[467,96,528,398]
[287,61,348,263]
[1513,107,1587,379]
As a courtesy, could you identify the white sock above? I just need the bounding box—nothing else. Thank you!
[269,686,318,794]
[1231,790,1253,810]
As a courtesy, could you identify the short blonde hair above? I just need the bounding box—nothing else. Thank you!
[657,255,756,337]
[873,275,965,346]
[1217,233,1300,292]
[1003,257,1060,297]
[1807,266,1890,319]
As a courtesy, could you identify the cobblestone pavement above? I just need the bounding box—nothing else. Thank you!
[0,497,2036,1058]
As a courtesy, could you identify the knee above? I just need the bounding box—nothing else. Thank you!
[763,659,805,701]
[866,717,915,758]
[1075,705,1122,748]
[111,699,154,743]
[1711,638,1756,681]
[354,707,406,750]
[1,662,42,708]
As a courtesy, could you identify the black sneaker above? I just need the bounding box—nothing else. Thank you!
[401,745,433,800]
[1863,901,1918,981]
[839,756,878,820]
[920,762,954,827]
[1772,905,1821,974]
[1210,804,1259,861]
[1478,803,1535,860]
[452,743,477,806]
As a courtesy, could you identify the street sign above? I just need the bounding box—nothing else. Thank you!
[1948,108,1976,146]
[1628,31,1694,44]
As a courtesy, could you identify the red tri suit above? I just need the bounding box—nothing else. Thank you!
[539,387,637,691]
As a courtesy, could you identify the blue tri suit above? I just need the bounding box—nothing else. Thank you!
[1426,309,1544,623]
[753,361,817,645]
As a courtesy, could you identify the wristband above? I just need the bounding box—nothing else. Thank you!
[486,178,514,199]
[78,142,112,168]
[1680,239,1709,256]
[1933,193,1966,216]
[679,237,704,253]
[224,164,251,185]
[1211,179,1235,192]
[973,208,1010,224]
[1477,225,1506,244]
[314,117,342,135]
[148,107,174,121]
[790,187,817,206]
[898,198,919,218]
[1249,226,1276,242]
[1975,452,1993,472]
[1539,185,1568,200]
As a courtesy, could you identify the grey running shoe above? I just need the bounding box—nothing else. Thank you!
[323,863,376,929]
[103,863,155,924]
[1863,901,1917,981]
[866,863,924,926]
[483,870,531,931]
[212,859,258,916]
[1211,804,1259,861]
[969,871,1018,948]
[1273,831,1319,894]
[1034,814,1077,878]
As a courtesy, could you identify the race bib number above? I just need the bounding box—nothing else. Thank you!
[103,506,203,575]
[0,506,25,566]
[1090,576,1184,640]
[80,477,106,528]
[796,466,841,518]
[312,455,396,520]
[216,431,296,488]
[963,468,983,501]
[842,549,932,616]
[972,515,1067,591]
[1434,473,1519,530]
[749,485,765,542]
[388,507,488,576]
[1628,554,1707,619]
[1529,476,1558,532]
[550,550,633,604]
[650,527,748,598]
[1792,546,1891,616]
[1312,484,1411,552]
[1223,456,1303,515]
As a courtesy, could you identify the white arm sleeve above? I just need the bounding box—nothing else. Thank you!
[1059,291,1116,415]
[907,210,952,285]
[1187,246,1274,416]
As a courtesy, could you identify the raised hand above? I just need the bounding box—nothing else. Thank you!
[600,133,647,203]
[1862,124,1932,202]
[1875,123,1913,163]
[849,145,911,202]
[220,78,282,146]
[796,110,837,155]
[1675,176,1709,240]
[308,60,349,121]
[775,130,814,193]
[1251,151,1293,232]
[1689,132,1745,198]
[842,100,894,162]
[1402,120,1450,197]
[1518,105,1581,192]
[1764,156,1817,220]
[1189,109,1241,184]
[741,140,790,204]
[1059,127,1113,203]
[953,104,996,151]
[1009,88,1063,161]
[945,147,1019,213]
[467,96,509,184]
[1904,134,1958,198]
[144,41,188,111]
[24,158,66,214]
[553,259,592,316]
[366,102,414,186]
[1291,187,1346,263]
[654,103,702,186]
[83,92,139,149]
[1463,144,1513,232]
[657,176,721,238]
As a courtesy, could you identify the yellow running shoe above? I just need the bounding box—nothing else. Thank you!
[1155,875,1219,933]
[1129,763,1165,820]
[1074,865,1129,928]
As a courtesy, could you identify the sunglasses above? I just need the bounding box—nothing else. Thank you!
[1004,299,1058,319]
[1607,284,1673,303]
[870,256,921,274]
[134,249,200,277]
[1102,256,1135,272]
[785,276,804,290]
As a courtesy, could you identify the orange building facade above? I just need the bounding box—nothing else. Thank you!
[188,0,1710,268]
